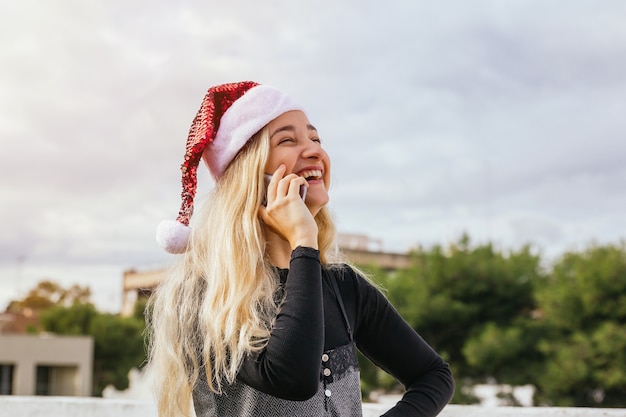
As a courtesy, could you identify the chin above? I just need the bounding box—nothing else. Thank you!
[307,195,329,215]
[308,190,329,205]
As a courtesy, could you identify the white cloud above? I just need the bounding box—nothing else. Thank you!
[1,0,626,310]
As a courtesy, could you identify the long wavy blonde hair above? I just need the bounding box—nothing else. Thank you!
[147,126,342,417]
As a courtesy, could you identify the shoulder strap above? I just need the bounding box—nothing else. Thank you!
[323,268,353,340]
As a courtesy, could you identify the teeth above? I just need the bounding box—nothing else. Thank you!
[300,170,322,180]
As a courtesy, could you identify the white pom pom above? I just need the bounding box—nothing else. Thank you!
[156,220,191,254]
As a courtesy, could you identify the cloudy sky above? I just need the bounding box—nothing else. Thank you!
[1,1,625,312]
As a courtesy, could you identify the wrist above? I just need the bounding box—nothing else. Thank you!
[291,246,321,262]
[291,238,318,250]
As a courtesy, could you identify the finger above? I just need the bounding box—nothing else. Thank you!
[277,173,299,199]
[270,165,286,182]
[266,165,286,205]
[288,176,308,198]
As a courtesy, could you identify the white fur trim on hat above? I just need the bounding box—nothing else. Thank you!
[156,220,191,254]
[202,84,305,179]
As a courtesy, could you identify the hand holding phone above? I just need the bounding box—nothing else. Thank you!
[259,169,318,250]
[263,174,307,206]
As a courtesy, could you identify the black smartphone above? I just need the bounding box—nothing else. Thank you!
[263,174,307,206]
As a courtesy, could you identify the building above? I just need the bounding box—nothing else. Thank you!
[121,234,411,316]
[0,334,93,396]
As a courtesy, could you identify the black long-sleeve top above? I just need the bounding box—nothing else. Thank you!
[230,247,454,416]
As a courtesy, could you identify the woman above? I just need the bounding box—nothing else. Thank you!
[149,81,454,417]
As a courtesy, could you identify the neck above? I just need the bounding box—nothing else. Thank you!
[265,230,294,269]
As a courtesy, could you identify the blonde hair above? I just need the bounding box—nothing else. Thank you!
[147,126,342,417]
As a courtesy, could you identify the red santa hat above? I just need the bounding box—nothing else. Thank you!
[156,81,305,253]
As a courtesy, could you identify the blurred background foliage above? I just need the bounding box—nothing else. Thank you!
[357,235,626,407]
[6,281,146,396]
[5,235,626,406]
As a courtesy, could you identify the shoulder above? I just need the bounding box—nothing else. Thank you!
[324,263,361,285]
[324,264,382,301]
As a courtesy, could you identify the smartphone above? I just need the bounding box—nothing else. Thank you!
[263,174,307,205]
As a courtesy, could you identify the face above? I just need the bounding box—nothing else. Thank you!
[265,110,331,214]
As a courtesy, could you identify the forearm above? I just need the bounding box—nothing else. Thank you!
[237,246,324,400]
[354,272,454,416]
[380,357,454,417]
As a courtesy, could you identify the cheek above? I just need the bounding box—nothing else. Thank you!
[264,158,277,173]
[265,153,284,173]
[265,150,298,174]
[323,154,331,188]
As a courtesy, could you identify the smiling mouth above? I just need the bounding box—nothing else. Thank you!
[300,169,323,181]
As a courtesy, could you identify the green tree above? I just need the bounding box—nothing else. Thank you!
[383,235,544,402]
[3,281,92,333]
[462,318,545,387]
[5,280,91,315]
[40,302,98,335]
[39,298,147,396]
[90,313,147,395]
[534,243,626,406]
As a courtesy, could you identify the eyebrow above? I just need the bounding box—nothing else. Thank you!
[270,124,318,138]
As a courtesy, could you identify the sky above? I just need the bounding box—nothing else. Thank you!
[1,0,625,312]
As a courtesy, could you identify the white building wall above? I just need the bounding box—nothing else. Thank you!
[0,334,93,396]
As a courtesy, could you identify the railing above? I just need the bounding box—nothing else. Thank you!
[1,396,625,417]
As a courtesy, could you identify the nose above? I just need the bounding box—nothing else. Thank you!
[301,140,326,160]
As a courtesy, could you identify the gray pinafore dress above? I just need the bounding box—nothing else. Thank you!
[192,270,363,416]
